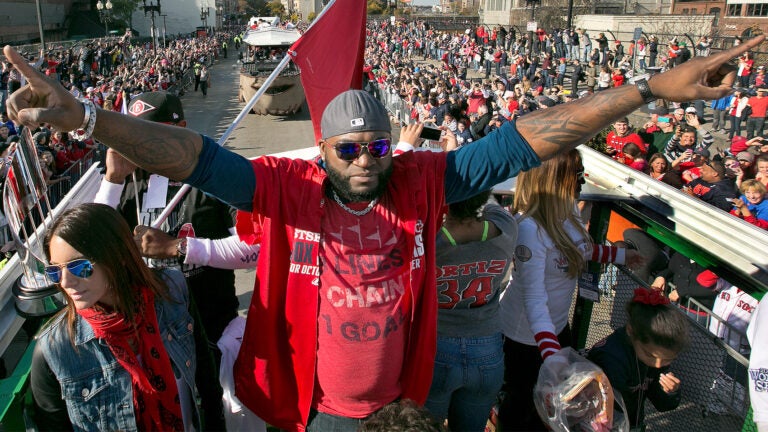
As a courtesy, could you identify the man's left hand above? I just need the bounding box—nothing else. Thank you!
[134,225,180,259]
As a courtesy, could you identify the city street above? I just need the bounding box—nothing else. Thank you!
[181,51,315,314]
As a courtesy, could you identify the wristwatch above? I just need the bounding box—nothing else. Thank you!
[176,237,188,257]
[635,78,656,104]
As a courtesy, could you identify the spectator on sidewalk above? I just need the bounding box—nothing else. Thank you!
[665,122,713,172]
[746,87,768,138]
[711,94,733,133]
[640,113,677,158]
[729,88,750,139]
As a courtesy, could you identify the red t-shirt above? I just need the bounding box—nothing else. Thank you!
[748,96,768,118]
[313,193,411,418]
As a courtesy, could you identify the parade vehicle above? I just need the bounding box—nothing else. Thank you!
[238,16,305,115]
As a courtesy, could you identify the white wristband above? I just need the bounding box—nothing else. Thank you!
[69,99,97,141]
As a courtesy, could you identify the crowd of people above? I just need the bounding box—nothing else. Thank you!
[361,18,768,234]
[2,16,768,432]
[0,31,230,211]
[361,19,715,135]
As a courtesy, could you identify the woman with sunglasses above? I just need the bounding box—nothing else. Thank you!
[30,203,203,431]
[497,149,641,431]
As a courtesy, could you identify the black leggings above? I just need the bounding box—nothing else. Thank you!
[498,326,573,431]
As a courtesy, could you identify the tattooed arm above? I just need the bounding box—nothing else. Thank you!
[516,37,763,161]
[91,112,202,180]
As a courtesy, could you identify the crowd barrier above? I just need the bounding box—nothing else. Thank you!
[0,144,104,253]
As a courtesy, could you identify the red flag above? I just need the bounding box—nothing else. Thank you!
[289,0,367,143]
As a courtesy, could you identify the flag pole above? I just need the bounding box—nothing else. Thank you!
[150,6,343,229]
[151,54,292,228]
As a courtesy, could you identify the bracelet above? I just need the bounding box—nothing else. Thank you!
[69,99,97,141]
[635,78,656,104]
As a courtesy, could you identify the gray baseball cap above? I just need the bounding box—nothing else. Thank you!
[321,90,391,140]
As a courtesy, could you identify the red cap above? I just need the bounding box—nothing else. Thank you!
[696,270,719,288]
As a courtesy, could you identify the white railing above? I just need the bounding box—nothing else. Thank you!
[0,163,102,357]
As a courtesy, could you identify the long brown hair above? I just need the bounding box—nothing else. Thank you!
[513,149,588,278]
[44,203,169,342]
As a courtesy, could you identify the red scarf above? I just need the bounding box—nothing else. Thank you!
[78,289,184,431]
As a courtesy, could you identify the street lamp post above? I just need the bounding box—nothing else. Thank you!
[218,5,223,30]
[35,0,45,49]
[160,14,167,48]
[142,0,162,53]
[200,6,210,32]
[96,0,113,36]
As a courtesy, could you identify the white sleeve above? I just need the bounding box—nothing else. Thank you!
[749,301,768,430]
[517,221,557,340]
[394,141,414,156]
[92,179,124,209]
[184,234,260,269]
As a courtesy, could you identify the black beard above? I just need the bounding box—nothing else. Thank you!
[326,162,393,202]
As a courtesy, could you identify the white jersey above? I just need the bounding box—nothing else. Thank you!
[748,300,768,431]
[709,286,758,354]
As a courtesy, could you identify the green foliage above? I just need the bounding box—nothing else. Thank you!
[367,0,386,15]
[239,0,269,16]
[307,11,317,21]
[266,0,285,17]
[585,127,610,153]
[110,0,142,24]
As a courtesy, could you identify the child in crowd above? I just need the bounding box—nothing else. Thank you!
[754,154,768,188]
[588,288,689,430]
[620,142,648,172]
[730,179,768,229]
[455,121,473,146]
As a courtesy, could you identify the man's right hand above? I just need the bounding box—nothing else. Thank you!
[3,46,83,131]
[104,148,137,184]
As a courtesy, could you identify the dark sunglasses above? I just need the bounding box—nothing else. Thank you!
[576,170,586,182]
[44,259,94,283]
[333,139,392,161]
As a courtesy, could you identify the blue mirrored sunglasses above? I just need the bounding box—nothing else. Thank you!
[333,139,392,161]
[44,259,94,283]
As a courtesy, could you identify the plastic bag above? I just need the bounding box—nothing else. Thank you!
[533,348,629,432]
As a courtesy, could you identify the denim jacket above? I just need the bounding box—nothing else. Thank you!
[34,270,201,432]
